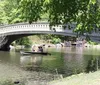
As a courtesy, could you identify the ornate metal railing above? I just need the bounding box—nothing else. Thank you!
[0,22,100,37]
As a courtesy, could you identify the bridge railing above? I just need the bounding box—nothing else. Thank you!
[0,22,100,37]
[0,23,65,35]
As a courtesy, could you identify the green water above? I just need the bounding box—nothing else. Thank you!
[0,47,100,79]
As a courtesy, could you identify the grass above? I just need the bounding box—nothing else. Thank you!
[0,77,26,85]
[49,71,100,85]
[0,79,25,85]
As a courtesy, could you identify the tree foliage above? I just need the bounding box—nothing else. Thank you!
[17,0,45,24]
[15,37,31,46]
[0,0,21,24]
[0,0,100,35]
[74,0,100,35]
[47,0,100,35]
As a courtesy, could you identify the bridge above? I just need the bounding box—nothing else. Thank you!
[0,22,100,51]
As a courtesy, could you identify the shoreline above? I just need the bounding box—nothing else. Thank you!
[0,61,60,85]
[49,71,100,85]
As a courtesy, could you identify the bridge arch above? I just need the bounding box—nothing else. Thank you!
[0,22,100,51]
[0,31,76,51]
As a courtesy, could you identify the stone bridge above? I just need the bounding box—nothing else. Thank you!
[0,22,100,51]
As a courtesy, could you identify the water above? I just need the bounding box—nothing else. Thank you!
[0,47,100,84]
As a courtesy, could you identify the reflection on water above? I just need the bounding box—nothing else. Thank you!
[86,56,100,73]
[63,47,85,76]
[20,55,43,71]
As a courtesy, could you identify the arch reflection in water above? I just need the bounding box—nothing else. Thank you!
[20,55,43,71]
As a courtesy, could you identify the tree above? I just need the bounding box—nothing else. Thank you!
[17,0,45,24]
[0,1,8,24]
[47,0,100,35]
[16,0,100,34]
[0,0,100,35]
[0,0,21,24]
[15,37,31,47]
[74,0,100,35]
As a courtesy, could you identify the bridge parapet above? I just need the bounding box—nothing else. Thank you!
[0,23,65,35]
[0,22,100,37]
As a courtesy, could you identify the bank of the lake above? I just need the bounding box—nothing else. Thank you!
[49,71,100,85]
[0,61,59,85]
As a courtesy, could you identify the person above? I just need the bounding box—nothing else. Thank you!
[32,46,35,52]
[38,46,43,52]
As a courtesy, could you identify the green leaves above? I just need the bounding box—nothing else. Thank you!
[90,0,96,4]
[0,0,100,35]
[15,37,31,46]
[0,0,20,24]
[47,0,100,35]
[18,0,45,23]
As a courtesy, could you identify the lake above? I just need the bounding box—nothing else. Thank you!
[0,46,100,84]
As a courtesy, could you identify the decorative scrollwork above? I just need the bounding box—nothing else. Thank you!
[0,36,8,48]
